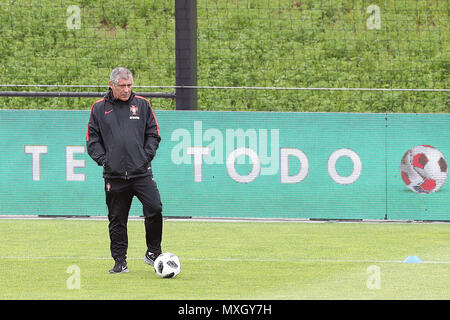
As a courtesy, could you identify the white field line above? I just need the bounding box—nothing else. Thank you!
[1,215,449,224]
[0,255,449,264]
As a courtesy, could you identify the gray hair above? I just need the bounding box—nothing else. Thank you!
[110,67,133,84]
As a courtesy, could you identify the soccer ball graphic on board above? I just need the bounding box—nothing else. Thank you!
[400,145,448,194]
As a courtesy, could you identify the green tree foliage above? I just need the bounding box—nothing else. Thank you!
[0,0,448,112]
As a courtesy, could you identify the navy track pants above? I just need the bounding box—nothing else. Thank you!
[104,175,162,261]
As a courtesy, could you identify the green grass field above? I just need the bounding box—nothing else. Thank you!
[0,218,448,300]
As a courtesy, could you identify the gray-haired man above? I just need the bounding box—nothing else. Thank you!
[86,67,163,273]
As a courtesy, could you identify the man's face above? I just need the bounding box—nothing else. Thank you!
[110,78,132,101]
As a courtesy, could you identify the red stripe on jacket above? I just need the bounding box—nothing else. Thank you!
[86,98,105,141]
[135,95,160,136]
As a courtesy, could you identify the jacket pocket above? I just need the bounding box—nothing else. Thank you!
[136,147,150,173]
[103,146,122,176]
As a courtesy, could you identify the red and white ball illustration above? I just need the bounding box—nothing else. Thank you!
[400,145,447,194]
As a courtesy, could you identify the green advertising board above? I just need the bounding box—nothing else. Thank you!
[0,110,448,220]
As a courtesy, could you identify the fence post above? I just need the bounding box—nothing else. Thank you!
[175,0,198,110]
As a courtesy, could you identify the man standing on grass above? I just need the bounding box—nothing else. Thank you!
[86,67,163,273]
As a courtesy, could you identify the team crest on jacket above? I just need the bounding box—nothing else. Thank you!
[130,105,139,119]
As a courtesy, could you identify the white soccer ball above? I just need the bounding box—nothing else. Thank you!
[400,145,448,194]
[154,253,181,278]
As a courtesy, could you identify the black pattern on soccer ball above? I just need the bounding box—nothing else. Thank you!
[157,261,164,274]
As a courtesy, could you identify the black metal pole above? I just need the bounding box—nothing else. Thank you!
[175,0,198,110]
